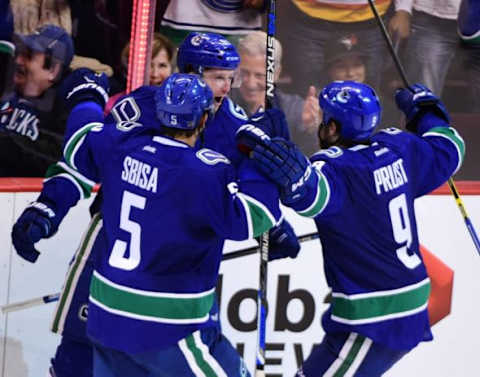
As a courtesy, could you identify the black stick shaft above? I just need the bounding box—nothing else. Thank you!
[366,0,410,88]
[367,0,480,256]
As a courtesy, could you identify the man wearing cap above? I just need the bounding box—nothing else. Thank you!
[0,24,109,177]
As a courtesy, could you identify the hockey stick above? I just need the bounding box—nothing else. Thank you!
[0,232,320,314]
[222,231,319,261]
[367,0,480,256]
[254,2,276,375]
[1,292,60,314]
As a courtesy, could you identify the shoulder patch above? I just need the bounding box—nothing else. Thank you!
[196,148,231,165]
[226,97,248,121]
[312,146,343,159]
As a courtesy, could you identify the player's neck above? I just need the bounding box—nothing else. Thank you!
[175,134,196,147]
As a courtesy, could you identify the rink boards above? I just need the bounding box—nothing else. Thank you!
[0,180,479,377]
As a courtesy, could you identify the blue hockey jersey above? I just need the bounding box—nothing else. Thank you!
[45,88,282,353]
[200,96,290,167]
[290,126,464,351]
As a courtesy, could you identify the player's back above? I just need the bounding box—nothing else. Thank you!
[310,128,440,350]
[92,127,231,293]
[86,124,237,352]
[312,129,429,292]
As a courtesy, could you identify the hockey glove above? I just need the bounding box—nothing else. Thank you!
[395,83,450,134]
[12,202,59,263]
[268,219,300,261]
[255,138,316,205]
[61,68,110,111]
[236,123,272,156]
[236,125,317,205]
[250,108,290,139]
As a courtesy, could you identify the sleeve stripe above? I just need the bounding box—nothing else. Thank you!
[235,193,253,239]
[237,192,277,237]
[423,127,465,174]
[57,161,96,191]
[298,170,331,218]
[43,172,86,200]
[64,122,103,169]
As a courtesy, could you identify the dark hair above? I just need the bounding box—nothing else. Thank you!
[159,126,197,139]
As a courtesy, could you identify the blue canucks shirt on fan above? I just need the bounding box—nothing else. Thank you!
[287,125,464,351]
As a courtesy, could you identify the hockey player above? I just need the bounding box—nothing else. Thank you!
[236,81,465,376]
[176,31,300,260]
[38,72,282,375]
[11,32,298,377]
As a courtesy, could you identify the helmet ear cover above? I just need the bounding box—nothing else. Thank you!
[319,81,381,141]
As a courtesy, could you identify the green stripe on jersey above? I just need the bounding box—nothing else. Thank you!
[298,171,330,218]
[185,334,218,377]
[331,279,430,324]
[90,272,215,323]
[333,335,366,377]
[238,193,276,237]
[52,214,102,333]
[424,126,465,165]
[45,163,94,198]
[64,122,102,168]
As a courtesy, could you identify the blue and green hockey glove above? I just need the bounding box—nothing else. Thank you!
[61,68,110,111]
[268,219,300,261]
[12,201,60,263]
[395,83,450,134]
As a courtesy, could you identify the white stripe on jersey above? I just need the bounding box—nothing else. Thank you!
[323,333,372,377]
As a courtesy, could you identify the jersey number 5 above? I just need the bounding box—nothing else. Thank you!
[108,190,146,270]
[389,193,421,269]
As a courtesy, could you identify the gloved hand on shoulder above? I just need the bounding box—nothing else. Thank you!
[61,68,110,111]
[268,219,300,261]
[395,83,450,134]
[11,201,60,263]
[236,124,317,206]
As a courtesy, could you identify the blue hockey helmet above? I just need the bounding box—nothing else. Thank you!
[319,81,381,141]
[155,73,214,130]
[177,32,240,74]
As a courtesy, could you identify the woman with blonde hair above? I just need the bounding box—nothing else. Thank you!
[105,32,175,113]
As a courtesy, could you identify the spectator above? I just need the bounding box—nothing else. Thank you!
[0,24,75,177]
[231,31,321,156]
[279,0,410,95]
[458,0,480,112]
[10,0,72,35]
[0,0,15,99]
[324,33,368,85]
[160,0,265,46]
[105,32,176,113]
[401,0,461,97]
